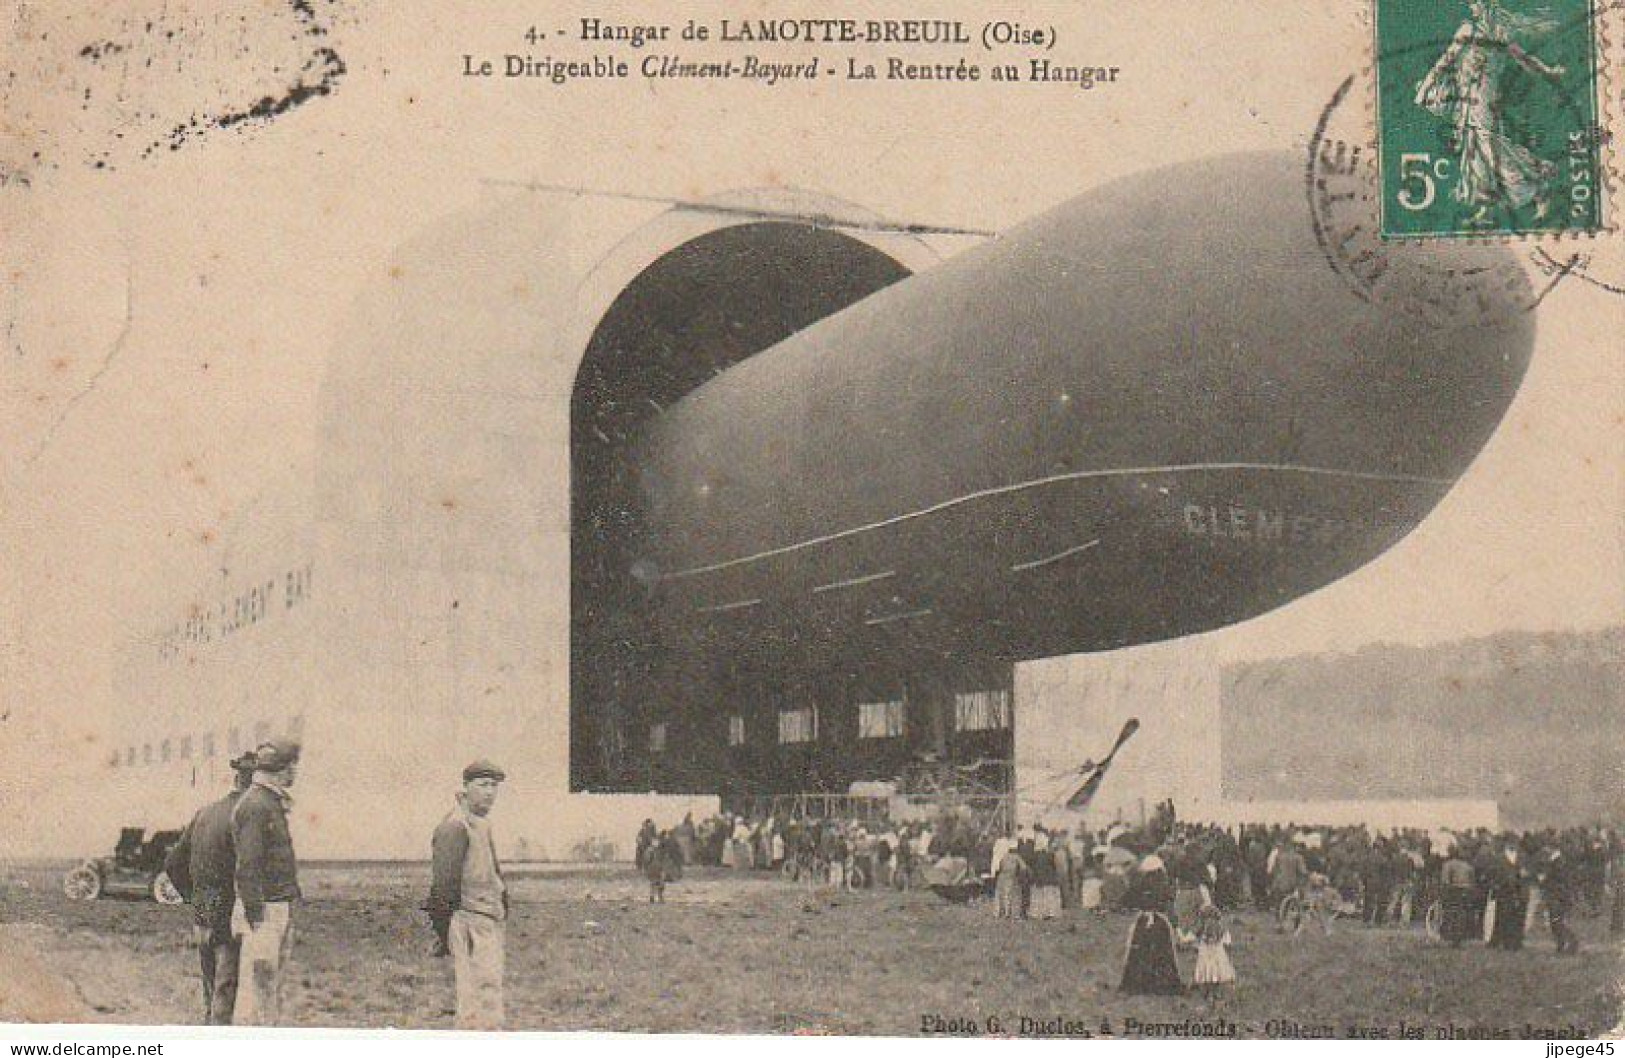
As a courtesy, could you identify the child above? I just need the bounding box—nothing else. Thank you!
[1184,903,1235,1002]
[1079,863,1106,913]
[645,830,678,904]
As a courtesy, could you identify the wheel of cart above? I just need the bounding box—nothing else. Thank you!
[928,881,984,904]
[923,856,990,905]
[1327,890,1362,925]
[845,860,867,892]
[63,863,102,902]
[1423,899,1443,941]
[151,872,184,906]
[1333,881,1366,925]
[1276,891,1306,934]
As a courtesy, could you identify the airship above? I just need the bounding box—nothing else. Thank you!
[619,151,1536,673]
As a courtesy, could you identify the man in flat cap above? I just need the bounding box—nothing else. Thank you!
[427,759,509,1029]
[164,751,259,1024]
[231,739,301,1025]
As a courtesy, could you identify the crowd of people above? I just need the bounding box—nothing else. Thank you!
[635,812,950,892]
[159,745,1620,1028]
[632,806,1625,997]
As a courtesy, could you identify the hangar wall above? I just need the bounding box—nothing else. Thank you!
[112,186,1351,859]
[112,477,316,831]
[1012,636,1222,830]
[300,187,936,858]
[308,191,577,858]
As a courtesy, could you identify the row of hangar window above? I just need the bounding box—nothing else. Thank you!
[646,689,1012,753]
[108,715,304,769]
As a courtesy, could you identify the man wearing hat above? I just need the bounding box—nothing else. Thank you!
[426,759,508,1029]
[230,739,302,1026]
[163,751,259,1024]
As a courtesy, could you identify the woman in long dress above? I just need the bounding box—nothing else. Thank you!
[730,818,752,871]
[1439,853,1477,946]
[1029,842,1062,920]
[1413,0,1567,222]
[1120,856,1182,995]
[1169,847,1205,933]
[1487,845,1529,950]
[994,844,1029,919]
[1054,837,1075,910]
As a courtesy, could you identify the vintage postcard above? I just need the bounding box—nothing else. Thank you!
[2,0,1622,1043]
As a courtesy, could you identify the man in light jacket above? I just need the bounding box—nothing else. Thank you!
[427,759,508,1029]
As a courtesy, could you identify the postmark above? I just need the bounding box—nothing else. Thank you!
[1532,242,1625,296]
[1308,73,1562,328]
[1373,0,1606,239]
[0,0,350,183]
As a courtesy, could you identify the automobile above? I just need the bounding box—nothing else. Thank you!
[63,827,185,905]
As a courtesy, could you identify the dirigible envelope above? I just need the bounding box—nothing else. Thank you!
[630,152,1536,670]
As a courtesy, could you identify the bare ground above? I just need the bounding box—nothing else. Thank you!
[1,861,1619,1037]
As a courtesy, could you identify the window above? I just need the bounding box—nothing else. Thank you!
[179,736,192,759]
[858,700,905,739]
[727,715,746,747]
[649,722,667,753]
[125,746,137,766]
[953,689,1011,732]
[142,743,153,764]
[778,707,817,745]
[160,739,172,763]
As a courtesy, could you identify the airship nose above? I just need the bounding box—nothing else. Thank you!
[624,151,1537,661]
[992,150,1537,488]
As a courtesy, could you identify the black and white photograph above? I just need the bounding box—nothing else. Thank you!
[1,0,1621,1044]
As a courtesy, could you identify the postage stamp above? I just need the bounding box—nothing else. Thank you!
[1374,0,1606,239]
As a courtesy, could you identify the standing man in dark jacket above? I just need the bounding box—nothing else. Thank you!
[163,752,258,1024]
[231,739,301,1026]
[426,760,508,1029]
[1541,848,1581,954]
[1485,840,1529,951]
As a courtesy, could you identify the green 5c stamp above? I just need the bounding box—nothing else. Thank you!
[1376,0,1605,238]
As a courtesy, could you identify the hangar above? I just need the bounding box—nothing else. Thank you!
[110,153,1534,858]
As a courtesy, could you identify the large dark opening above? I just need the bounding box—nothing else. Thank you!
[570,221,913,791]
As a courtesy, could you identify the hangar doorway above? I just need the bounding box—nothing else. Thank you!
[570,216,918,791]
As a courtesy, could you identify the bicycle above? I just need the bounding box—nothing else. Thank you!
[1276,890,1306,934]
[1423,898,1443,941]
[844,859,867,891]
[783,850,828,887]
[1277,879,1338,936]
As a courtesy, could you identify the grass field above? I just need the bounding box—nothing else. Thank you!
[1,862,1619,1037]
